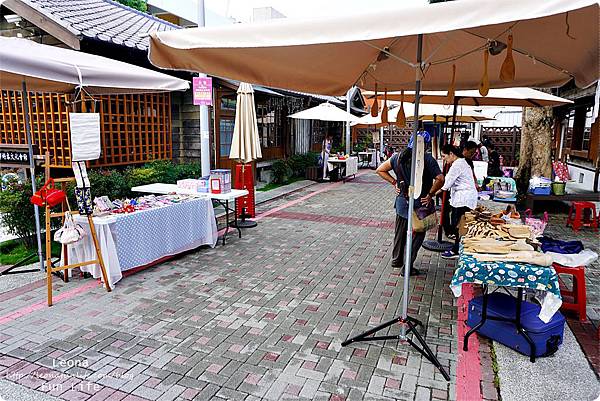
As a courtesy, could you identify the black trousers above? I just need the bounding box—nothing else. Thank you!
[392,214,426,269]
[450,206,471,254]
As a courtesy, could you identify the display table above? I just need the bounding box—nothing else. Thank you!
[131,184,249,245]
[524,192,600,212]
[450,249,562,362]
[67,197,217,289]
[327,156,358,181]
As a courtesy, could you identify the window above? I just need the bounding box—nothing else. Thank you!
[257,103,281,148]
[220,95,236,111]
[219,118,235,157]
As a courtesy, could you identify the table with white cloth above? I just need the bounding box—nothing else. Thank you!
[67,197,217,289]
[327,156,358,181]
[131,184,249,245]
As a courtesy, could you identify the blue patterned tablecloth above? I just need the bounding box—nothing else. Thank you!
[450,250,562,323]
[69,197,217,288]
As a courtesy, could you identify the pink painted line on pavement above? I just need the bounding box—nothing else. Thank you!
[0,280,101,325]
[456,283,483,401]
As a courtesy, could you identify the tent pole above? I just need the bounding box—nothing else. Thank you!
[450,96,459,146]
[345,87,352,154]
[22,81,44,272]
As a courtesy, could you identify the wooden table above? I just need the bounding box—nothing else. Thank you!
[524,192,600,211]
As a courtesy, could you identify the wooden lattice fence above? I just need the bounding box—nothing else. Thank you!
[0,90,172,168]
[480,126,521,167]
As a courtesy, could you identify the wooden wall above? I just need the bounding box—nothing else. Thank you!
[0,90,172,168]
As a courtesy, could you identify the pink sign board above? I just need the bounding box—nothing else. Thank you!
[193,77,213,106]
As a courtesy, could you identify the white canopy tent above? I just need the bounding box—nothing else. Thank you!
[148,0,599,382]
[0,37,189,273]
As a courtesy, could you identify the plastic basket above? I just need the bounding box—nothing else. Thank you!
[529,186,551,196]
[551,182,566,195]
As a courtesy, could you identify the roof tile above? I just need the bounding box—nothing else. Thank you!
[19,0,179,50]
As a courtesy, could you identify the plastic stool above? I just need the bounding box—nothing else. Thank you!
[566,201,598,232]
[552,263,587,322]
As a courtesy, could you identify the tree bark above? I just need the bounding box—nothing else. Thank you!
[515,106,553,193]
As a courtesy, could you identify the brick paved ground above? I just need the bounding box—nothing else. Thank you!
[0,172,515,401]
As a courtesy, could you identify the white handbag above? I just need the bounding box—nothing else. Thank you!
[54,211,86,244]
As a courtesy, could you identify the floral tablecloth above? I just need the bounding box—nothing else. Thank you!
[450,250,562,323]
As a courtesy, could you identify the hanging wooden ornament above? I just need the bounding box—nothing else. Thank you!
[396,90,406,128]
[381,89,388,124]
[447,64,456,103]
[500,34,515,82]
[479,49,490,96]
[371,84,379,117]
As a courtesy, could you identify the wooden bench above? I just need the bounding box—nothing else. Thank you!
[525,192,600,211]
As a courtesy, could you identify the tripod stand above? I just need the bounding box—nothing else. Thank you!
[342,34,450,382]
[341,314,450,381]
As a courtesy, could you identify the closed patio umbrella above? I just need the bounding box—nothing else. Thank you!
[229,83,262,228]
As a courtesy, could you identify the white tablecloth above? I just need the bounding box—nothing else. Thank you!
[328,156,358,178]
[65,197,217,288]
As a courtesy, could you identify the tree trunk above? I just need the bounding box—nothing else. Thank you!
[515,106,553,193]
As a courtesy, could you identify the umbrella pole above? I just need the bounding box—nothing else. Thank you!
[24,82,45,272]
[342,34,450,381]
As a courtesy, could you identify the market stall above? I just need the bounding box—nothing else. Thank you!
[67,195,217,289]
[327,156,358,182]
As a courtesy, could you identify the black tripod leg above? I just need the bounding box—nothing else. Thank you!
[342,316,403,346]
[405,320,451,381]
[515,289,537,362]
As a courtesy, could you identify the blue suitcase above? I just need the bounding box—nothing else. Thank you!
[467,292,565,358]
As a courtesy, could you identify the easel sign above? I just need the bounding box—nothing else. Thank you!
[0,144,38,168]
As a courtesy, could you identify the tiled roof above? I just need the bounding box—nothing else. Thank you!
[17,0,180,50]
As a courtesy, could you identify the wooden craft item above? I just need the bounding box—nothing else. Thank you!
[371,84,379,117]
[500,34,515,82]
[479,50,490,96]
[471,251,553,267]
[396,90,406,127]
[381,89,388,124]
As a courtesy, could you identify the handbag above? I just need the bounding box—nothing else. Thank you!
[30,178,66,208]
[413,202,438,233]
[53,211,86,244]
[75,187,93,216]
[524,209,549,238]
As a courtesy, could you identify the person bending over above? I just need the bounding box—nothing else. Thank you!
[440,144,478,259]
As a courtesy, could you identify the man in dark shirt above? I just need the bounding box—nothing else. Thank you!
[376,133,445,276]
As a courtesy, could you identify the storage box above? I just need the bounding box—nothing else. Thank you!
[177,179,200,191]
[197,177,210,193]
[467,293,565,358]
[529,186,552,196]
[210,169,231,193]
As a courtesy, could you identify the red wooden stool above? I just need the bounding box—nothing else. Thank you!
[566,201,598,232]
[552,263,587,322]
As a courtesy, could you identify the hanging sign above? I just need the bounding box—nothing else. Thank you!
[193,77,213,106]
[0,144,36,168]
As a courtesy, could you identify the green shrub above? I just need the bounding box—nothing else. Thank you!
[271,152,319,184]
[271,159,292,184]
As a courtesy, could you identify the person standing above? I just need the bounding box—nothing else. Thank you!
[376,132,445,276]
[439,144,478,259]
[321,134,332,180]
[479,138,489,162]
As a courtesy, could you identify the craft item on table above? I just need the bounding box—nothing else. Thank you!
[463,238,534,254]
[545,249,598,268]
[524,209,548,238]
[210,169,231,194]
[552,161,570,182]
[94,196,115,212]
[529,176,552,195]
[177,179,201,191]
[540,236,584,254]
[54,211,85,244]
[470,251,553,266]
[74,187,93,216]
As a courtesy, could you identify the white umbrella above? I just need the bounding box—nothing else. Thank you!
[229,83,262,164]
[149,0,598,95]
[0,36,189,93]
[288,102,357,122]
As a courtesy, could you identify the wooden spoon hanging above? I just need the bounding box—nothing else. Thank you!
[396,90,406,128]
[381,89,388,124]
[500,34,515,82]
[479,49,490,96]
[447,64,456,104]
[371,84,379,117]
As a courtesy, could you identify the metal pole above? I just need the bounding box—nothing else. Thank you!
[198,0,211,177]
[22,82,44,272]
[379,126,384,167]
[401,33,423,336]
[346,87,352,154]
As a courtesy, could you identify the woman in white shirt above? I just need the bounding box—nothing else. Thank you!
[439,144,478,259]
